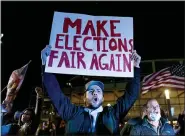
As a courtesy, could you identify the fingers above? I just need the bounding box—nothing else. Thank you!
[130,50,141,68]
[41,45,52,65]
[35,87,42,92]
[47,44,52,48]
[42,45,51,56]
[130,50,138,61]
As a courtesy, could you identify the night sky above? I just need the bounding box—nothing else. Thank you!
[1,1,184,110]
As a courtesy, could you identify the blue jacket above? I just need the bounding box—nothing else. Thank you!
[130,117,175,136]
[120,117,142,135]
[43,68,140,135]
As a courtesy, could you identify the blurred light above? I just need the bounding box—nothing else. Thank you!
[164,89,170,99]
[0,33,3,44]
[107,103,111,106]
[84,77,88,81]
[66,82,72,86]
[171,107,174,116]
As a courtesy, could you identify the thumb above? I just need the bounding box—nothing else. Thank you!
[47,45,52,48]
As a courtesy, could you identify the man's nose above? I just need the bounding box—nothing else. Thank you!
[93,91,98,95]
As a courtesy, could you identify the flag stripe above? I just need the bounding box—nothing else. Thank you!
[143,72,171,85]
[150,84,184,90]
[142,82,185,90]
[142,64,185,93]
[148,77,185,85]
[151,79,184,85]
[142,67,169,85]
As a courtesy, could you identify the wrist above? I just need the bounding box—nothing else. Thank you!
[37,94,43,98]
[135,65,140,68]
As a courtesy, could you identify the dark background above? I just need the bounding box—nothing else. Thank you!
[1,1,184,110]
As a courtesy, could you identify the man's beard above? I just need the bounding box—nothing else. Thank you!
[88,101,103,110]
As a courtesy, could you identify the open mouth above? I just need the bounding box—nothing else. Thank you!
[93,98,98,102]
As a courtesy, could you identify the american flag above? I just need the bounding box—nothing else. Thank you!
[142,64,185,94]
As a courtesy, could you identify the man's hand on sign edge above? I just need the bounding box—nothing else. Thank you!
[130,50,141,68]
[41,45,52,65]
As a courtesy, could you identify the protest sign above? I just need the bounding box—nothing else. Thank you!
[45,12,134,77]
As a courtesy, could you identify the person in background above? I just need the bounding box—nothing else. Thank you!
[120,104,147,135]
[35,119,56,136]
[1,81,19,125]
[160,108,168,120]
[41,45,141,135]
[175,109,184,135]
[130,99,175,136]
[1,87,43,136]
[56,119,66,135]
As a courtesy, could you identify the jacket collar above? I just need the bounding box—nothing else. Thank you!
[142,116,168,128]
[84,106,103,115]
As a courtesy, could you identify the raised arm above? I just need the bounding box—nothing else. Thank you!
[113,50,141,119]
[43,72,82,121]
[31,87,44,133]
[41,45,82,121]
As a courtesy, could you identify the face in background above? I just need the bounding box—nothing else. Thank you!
[21,110,32,123]
[141,104,147,119]
[146,99,161,122]
[84,85,104,109]
[60,120,65,128]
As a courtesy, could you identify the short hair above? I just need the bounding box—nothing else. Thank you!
[146,98,158,107]
[142,104,147,112]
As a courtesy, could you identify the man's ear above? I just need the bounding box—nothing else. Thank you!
[83,92,86,102]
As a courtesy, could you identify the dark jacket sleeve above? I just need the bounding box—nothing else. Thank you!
[120,123,132,136]
[113,68,140,119]
[177,114,184,127]
[43,73,82,121]
[130,125,141,136]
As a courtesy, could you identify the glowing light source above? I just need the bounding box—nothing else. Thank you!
[164,89,170,99]
[107,103,111,106]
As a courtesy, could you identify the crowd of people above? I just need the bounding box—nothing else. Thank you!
[1,45,184,136]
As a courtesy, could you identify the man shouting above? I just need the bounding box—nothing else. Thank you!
[41,45,141,135]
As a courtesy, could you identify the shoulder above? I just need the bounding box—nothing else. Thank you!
[2,123,20,135]
[130,124,142,135]
[128,117,142,125]
[132,124,142,129]
[161,120,175,135]
[164,123,175,131]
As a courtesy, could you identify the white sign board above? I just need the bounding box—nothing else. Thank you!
[45,11,134,77]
